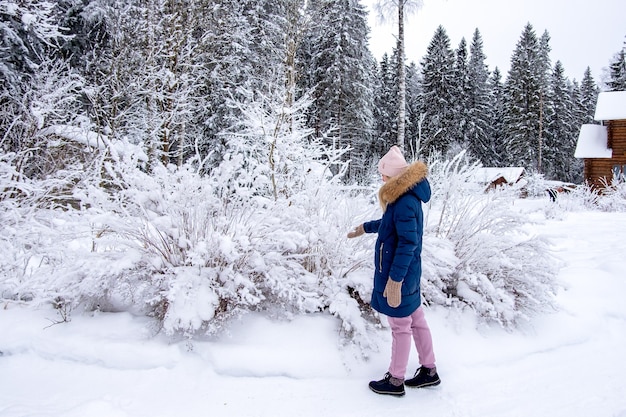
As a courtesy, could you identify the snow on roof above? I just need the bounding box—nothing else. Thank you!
[470,167,525,184]
[574,124,612,158]
[594,91,626,121]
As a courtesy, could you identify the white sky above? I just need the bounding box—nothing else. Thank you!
[366,0,626,83]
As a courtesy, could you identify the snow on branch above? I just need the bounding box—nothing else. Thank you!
[37,125,147,161]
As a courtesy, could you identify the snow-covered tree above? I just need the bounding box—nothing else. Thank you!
[373,0,423,151]
[54,0,110,75]
[0,0,92,196]
[489,67,506,166]
[1,0,73,150]
[502,24,551,171]
[302,0,375,182]
[578,67,599,125]
[606,49,626,91]
[543,60,579,182]
[451,37,470,147]
[420,25,456,154]
[466,29,496,166]
[404,61,422,159]
[370,53,397,158]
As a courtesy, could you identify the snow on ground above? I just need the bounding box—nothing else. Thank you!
[2,201,626,417]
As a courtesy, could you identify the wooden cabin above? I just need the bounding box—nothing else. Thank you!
[575,91,626,189]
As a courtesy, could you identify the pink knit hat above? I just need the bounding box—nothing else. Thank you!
[378,146,408,177]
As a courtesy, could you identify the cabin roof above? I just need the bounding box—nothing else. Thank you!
[594,91,626,121]
[574,124,612,159]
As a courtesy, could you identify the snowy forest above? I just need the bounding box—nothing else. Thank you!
[2,0,626,348]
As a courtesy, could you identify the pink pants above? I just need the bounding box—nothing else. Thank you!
[387,306,436,379]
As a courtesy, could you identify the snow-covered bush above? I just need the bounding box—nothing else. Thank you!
[0,86,388,352]
[1,152,347,332]
[595,179,626,212]
[425,152,560,327]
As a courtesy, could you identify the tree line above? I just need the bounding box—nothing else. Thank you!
[2,0,626,186]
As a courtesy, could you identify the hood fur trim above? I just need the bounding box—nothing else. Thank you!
[379,161,428,211]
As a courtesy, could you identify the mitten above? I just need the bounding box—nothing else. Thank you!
[347,224,365,238]
[383,278,402,308]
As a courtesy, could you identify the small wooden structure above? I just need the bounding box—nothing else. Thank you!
[575,91,626,189]
[470,167,526,192]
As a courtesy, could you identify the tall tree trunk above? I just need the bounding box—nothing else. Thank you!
[397,0,406,151]
[538,89,543,174]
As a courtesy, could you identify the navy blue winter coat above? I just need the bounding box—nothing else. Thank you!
[363,161,431,317]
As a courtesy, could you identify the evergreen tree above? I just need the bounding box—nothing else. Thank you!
[579,67,599,125]
[466,29,495,166]
[568,80,585,184]
[404,61,422,159]
[607,49,626,91]
[544,60,577,181]
[490,67,506,166]
[536,30,552,174]
[303,0,375,181]
[502,23,550,171]
[194,0,257,164]
[452,37,470,147]
[420,25,455,155]
[372,54,398,156]
[55,0,111,75]
[371,53,398,157]
[374,0,424,150]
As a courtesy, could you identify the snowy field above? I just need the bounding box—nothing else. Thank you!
[2,200,626,417]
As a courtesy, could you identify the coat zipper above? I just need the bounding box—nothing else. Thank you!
[379,243,384,273]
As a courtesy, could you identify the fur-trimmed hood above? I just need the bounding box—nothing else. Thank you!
[379,161,430,211]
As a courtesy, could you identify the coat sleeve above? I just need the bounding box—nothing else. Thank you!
[363,219,381,234]
[388,198,419,282]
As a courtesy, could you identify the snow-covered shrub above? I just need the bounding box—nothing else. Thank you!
[595,179,626,212]
[0,86,388,352]
[549,182,599,213]
[537,179,626,214]
[76,159,334,335]
[425,152,560,327]
[522,171,552,198]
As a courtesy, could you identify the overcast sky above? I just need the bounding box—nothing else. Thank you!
[366,0,625,84]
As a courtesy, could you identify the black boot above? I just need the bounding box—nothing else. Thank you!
[368,372,405,396]
[404,366,441,388]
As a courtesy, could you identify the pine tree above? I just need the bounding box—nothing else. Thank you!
[607,49,626,91]
[404,61,422,159]
[568,80,586,184]
[466,29,495,166]
[420,25,455,155]
[579,67,599,125]
[371,53,398,157]
[452,37,470,147]
[374,0,423,151]
[544,61,577,181]
[502,23,551,171]
[194,0,257,165]
[536,30,552,174]
[303,0,375,181]
[55,0,110,75]
[490,68,506,166]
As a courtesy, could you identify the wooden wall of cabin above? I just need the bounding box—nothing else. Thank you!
[608,120,626,157]
[584,119,626,189]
